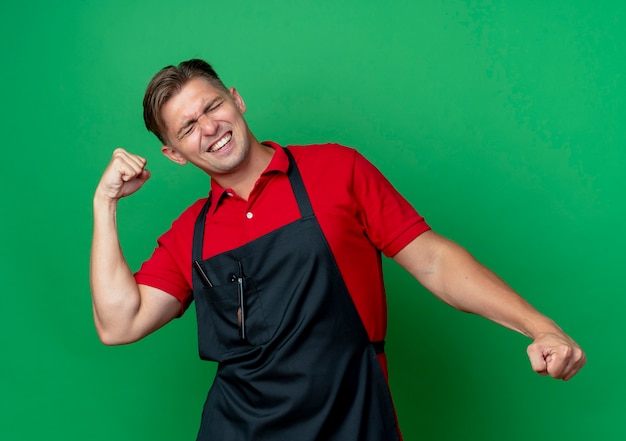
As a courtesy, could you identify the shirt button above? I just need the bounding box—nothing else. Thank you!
[246,212,253,219]
[226,192,233,197]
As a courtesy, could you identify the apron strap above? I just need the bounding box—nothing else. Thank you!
[283,147,315,218]
[192,195,212,263]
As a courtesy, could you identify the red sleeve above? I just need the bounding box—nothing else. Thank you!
[134,198,207,313]
[351,151,430,257]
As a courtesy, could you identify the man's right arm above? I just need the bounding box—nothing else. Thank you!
[90,148,180,345]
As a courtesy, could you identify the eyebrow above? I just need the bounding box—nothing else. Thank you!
[175,97,222,140]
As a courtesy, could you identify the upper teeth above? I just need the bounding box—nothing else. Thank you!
[210,133,232,152]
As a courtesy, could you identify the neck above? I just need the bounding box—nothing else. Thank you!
[213,139,274,200]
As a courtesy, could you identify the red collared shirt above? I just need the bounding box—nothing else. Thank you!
[136,143,430,354]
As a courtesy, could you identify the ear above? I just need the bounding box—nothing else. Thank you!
[229,87,247,114]
[161,145,188,165]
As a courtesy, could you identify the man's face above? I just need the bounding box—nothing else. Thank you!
[160,77,251,177]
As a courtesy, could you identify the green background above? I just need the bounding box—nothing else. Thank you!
[1,1,623,439]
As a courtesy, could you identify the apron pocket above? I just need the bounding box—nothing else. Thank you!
[205,277,272,351]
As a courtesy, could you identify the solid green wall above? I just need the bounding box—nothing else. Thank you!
[1,1,623,439]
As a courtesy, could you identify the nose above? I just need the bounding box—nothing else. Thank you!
[198,113,218,135]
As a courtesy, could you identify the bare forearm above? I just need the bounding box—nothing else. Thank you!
[394,230,586,380]
[395,232,560,339]
[432,242,559,338]
[90,195,141,343]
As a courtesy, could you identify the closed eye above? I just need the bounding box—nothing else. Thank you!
[177,122,196,140]
[205,99,223,114]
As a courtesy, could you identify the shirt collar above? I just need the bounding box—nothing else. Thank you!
[208,141,288,213]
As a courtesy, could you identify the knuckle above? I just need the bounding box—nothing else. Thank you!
[560,345,573,358]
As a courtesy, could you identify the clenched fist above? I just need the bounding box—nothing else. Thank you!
[95,148,151,202]
[527,332,586,381]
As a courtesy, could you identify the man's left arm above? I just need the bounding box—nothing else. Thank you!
[393,230,586,381]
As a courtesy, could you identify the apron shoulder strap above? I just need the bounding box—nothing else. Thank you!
[283,147,314,218]
[192,195,212,263]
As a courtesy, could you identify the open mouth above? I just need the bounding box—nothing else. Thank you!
[208,132,232,153]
